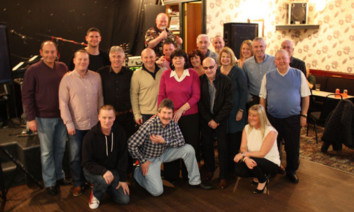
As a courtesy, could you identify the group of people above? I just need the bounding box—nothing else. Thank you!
[21,12,311,209]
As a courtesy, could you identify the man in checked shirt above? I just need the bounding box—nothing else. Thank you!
[128,98,211,196]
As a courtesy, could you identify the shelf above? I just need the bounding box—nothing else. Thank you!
[276,24,320,30]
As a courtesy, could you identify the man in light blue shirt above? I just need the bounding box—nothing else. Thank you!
[243,37,276,106]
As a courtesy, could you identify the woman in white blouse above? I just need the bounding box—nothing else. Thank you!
[233,104,280,194]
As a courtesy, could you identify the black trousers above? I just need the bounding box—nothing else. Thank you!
[267,114,300,174]
[200,119,228,179]
[115,112,137,138]
[227,131,242,174]
[164,113,200,181]
[234,157,279,183]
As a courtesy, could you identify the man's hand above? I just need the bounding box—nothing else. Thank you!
[116,182,130,195]
[67,127,76,136]
[300,116,307,127]
[208,120,219,129]
[28,120,37,132]
[150,135,165,144]
[103,170,114,185]
[135,118,143,125]
[141,161,151,176]
[236,110,243,121]
[159,30,168,40]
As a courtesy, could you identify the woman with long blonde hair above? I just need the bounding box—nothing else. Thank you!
[233,104,280,194]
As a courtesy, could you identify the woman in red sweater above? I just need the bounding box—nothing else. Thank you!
[158,49,201,183]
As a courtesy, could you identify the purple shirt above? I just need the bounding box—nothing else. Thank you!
[158,68,200,116]
[22,60,68,121]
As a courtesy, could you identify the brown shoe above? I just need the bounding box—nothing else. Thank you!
[218,179,227,189]
[72,186,83,197]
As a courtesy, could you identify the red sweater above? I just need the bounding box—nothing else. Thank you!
[22,60,68,121]
[158,68,200,116]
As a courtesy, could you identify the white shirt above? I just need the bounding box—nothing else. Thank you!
[170,69,190,82]
[246,124,280,166]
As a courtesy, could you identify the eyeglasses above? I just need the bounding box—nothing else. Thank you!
[202,65,215,70]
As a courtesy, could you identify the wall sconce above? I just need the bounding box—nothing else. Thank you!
[309,0,327,12]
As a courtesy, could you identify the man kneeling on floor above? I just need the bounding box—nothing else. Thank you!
[82,105,130,209]
[128,98,210,196]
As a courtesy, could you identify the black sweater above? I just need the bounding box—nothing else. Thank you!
[82,122,129,181]
[199,72,234,124]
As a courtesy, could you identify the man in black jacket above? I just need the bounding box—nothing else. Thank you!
[199,57,233,189]
[82,105,130,209]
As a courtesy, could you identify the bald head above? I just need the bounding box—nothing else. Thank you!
[156,13,169,30]
[202,57,217,81]
[274,49,290,72]
[141,48,156,71]
[281,40,294,57]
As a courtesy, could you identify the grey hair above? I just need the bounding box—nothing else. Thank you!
[109,46,125,56]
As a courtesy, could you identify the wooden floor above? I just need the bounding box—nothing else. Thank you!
[2,159,353,212]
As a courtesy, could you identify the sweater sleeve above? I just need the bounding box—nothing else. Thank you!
[130,71,142,120]
[21,67,37,121]
[235,66,248,110]
[157,70,168,107]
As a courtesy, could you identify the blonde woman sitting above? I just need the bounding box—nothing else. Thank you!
[233,104,280,194]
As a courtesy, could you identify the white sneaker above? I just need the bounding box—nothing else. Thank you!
[89,191,100,209]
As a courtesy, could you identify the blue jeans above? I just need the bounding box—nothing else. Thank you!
[83,169,130,204]
[68,129,89,187]
[36,117,67,187]
[134,144,201,196]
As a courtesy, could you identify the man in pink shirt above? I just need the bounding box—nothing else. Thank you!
[59,49,103,196]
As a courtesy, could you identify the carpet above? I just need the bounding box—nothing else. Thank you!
[299,126,354,174]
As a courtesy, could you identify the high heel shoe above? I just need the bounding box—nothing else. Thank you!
[253,178,269,194]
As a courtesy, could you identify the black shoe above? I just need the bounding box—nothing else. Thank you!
[57,178,72,186]
[191,181,214,190]
[46,186,58,196]
[253,180,268,194]
[286,173,299,184]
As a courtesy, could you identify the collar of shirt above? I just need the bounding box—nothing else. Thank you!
[72,69,89,78]
[170,69,190,82]
[109,66,126,75]
[142,63,159,78]
[254,54,270,64]
[276,67,290,77]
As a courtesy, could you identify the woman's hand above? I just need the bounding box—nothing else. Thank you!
[234,153,243,163]
[236,110,243,121]
[173,109,184,123]
[245,157,257,169]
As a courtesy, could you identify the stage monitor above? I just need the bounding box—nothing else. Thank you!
[224,23,258,59]
[0,24,11,83]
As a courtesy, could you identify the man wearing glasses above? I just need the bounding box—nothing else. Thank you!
[198,57,233,187]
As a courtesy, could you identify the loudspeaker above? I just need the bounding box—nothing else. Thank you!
[0,24,11,83]
[224,23,258,59]
[288,2,308,24]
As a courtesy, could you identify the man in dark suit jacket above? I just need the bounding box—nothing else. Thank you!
[281,39,306,76]
[199,57,233,189]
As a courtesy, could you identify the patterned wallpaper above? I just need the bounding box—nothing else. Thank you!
[206,0,354,73]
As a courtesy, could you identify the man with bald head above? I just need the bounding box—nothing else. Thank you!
[199,57,233,188]
[22,40,69,195]
[196,34,218,62]
[259,49,310,184]
[243,37,276,107]
[212,35,225,55]
[281,39,306,76]
[145,13,183,57]
[130,48,166,125]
